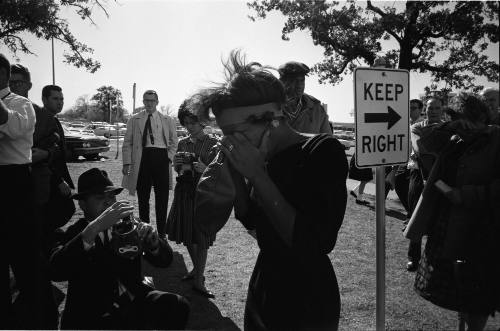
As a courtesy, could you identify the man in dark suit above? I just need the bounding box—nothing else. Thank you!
[40,85,76,241]
[50,168,189,329]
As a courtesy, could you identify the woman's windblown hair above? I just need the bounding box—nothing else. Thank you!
[195,49,286,123]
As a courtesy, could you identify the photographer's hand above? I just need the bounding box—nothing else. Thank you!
[82,201,134,245]
[173,154,184,172]
[122,164,131,176]
[59,180,72,197]
[32,147,49,164]
[193,159,207,173]
[137,222,160,254]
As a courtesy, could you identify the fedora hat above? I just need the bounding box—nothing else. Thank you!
[72,168,123,200]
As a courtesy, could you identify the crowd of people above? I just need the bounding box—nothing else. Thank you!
[1,48,499,330]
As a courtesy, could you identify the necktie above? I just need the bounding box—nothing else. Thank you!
[142,114,154,147]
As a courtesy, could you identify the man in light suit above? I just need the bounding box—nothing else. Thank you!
[122,90,178,237]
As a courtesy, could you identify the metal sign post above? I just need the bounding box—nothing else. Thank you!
[375,166,386,331]
[353,67,409,331]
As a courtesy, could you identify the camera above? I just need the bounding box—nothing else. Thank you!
[110,215,142,259]
[176,151,196,174]
[177,151,196,165]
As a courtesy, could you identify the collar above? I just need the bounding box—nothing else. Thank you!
[0,87,11,99]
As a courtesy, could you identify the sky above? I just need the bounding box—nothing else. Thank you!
[3,0,499,123]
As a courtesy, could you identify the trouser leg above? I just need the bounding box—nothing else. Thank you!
[151,149,170,236]
[407,168,424,262]
[1,165,57,329]
[395,170,410,214]
[137,152,153,223]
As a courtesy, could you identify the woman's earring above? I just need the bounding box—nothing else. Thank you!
[271,119,280,128]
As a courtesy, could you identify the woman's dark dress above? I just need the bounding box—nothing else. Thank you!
[166,134,218,248]
[242,134,348,331]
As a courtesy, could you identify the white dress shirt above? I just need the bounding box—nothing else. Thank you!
[0,87,36,165]
[144,110,166,149]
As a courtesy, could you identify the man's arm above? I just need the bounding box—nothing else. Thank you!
[166,115,178,162]
[0,98,36,139]
[122,117,134,174]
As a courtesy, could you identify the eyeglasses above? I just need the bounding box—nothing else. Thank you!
[9,79,29,86]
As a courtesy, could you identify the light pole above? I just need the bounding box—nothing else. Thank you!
[51,37,55,84]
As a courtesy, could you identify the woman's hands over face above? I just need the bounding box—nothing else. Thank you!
[220,132,266,182]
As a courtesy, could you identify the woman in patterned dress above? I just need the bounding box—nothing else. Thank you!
[166,98,219,298]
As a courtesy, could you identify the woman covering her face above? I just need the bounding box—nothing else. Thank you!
[196,50,348,331]
[165,97,219,298]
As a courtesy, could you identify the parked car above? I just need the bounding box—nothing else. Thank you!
[63,127,110,160]
[94,124,126,138]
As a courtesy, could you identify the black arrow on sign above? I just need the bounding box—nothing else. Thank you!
[364,106,402,129]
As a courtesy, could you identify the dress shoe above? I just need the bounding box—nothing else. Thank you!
[406,261,418,272]
[355,199,369,205]
[192,285,215,299]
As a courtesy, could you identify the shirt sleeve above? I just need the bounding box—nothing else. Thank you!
[166,116,178,162]
[292,137,348,255]
[0,97,36,139]
[122,117,134,165]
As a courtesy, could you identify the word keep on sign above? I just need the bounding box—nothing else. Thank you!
[354,68,409,167]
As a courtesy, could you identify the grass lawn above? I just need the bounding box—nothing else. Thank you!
[58,140,500,330]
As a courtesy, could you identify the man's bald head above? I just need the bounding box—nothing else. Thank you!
[425,97,443,124]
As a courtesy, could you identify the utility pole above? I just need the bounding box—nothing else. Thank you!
[51,37,55,84]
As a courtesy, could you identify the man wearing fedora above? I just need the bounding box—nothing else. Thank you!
[122,90,178,238]
[50,168,189,329]
[278,61,332,134]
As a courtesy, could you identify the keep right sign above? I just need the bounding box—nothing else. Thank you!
[354,67,410,168]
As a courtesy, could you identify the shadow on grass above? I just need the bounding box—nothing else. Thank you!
[364,204,408,221]
[352,195,408,221]
[143,251,240,331]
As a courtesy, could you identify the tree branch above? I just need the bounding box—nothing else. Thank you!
[366,0,402,43]
[50,23,92,66]
[0,24,31,38]
[3,34,35,55]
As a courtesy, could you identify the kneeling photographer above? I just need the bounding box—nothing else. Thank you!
[49,168,189,330]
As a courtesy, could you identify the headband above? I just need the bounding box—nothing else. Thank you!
[217,102,283,129]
